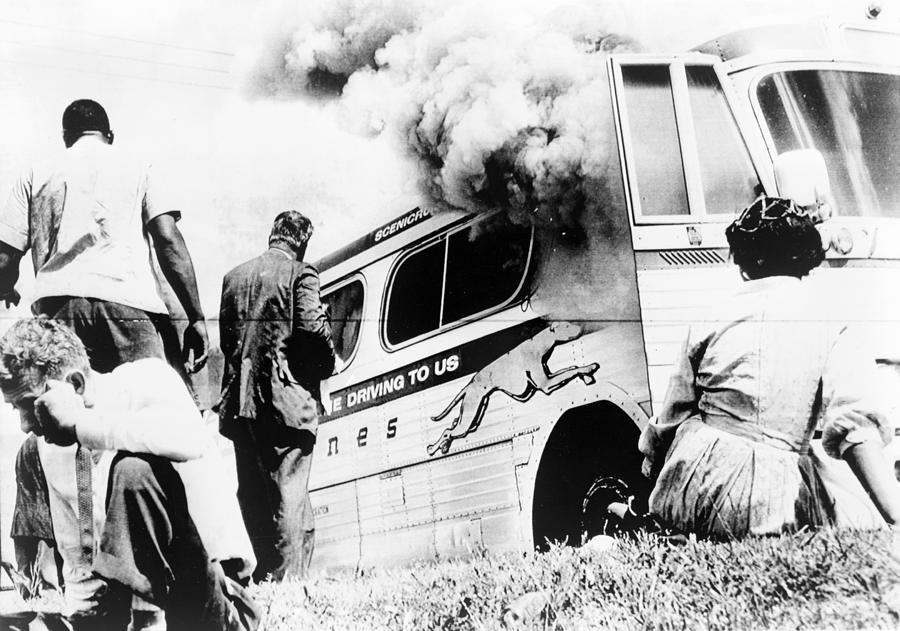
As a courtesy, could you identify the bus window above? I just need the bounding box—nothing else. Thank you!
[687,65,759,216]
[385,241,444,345]
[323,278,365,367]
[621,64,690,218]
[385,220,533,347]
[757,69,900,218]
[444,223,531,324]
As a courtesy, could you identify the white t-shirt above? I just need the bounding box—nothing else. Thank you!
[0,137,176,314]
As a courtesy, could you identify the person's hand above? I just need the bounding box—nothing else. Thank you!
[33,380,83,446]
[1,288,20,308]
[183,319,209,374]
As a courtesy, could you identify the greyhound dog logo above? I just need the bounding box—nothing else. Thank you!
[427,321,599,456]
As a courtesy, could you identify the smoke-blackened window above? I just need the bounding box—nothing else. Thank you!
[323,278,365,368]
[386,242,444,345]
[385,218,533,347]
[444,223,531,324]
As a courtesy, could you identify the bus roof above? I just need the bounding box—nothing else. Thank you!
[693,19,900,64]
[315,206,470,274]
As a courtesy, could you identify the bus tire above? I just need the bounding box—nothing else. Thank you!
[530,402,648,551]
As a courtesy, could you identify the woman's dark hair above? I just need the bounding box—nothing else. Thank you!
[725,197,825,279]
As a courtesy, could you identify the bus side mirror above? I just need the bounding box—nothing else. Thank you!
[773,149,834,223]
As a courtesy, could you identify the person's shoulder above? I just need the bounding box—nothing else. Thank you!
[262,251,314,275]
[292,261,322,289]
[104,144,150,176]
[21,150,68,185]
[226,252,268,277]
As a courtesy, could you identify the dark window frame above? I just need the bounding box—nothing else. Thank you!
[381,217,535,351]
[322,273,367,371]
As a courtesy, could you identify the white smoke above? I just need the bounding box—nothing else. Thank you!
[248,0,425,98]
[251,0,638,236]
[246,0,893,231]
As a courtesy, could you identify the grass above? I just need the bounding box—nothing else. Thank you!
[249,529,900,630]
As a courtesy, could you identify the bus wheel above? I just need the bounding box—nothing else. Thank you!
[531,403,648,551]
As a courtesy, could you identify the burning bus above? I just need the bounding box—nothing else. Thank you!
[310,16,900,569]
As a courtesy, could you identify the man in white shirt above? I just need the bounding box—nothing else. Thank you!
[0,98,208,375]
[0,318,258,631]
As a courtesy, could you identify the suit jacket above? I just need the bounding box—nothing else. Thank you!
[218,247,335,436]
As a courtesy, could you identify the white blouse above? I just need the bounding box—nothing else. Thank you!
[640,275,893,469]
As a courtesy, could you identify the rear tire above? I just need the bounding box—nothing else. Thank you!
[531,403,647,551]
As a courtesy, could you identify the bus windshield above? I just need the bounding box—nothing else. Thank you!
[757,69,900,218]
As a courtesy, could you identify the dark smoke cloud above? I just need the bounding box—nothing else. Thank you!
[248,0,638,242]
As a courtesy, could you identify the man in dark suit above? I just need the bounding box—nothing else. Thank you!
[217,211,335,581]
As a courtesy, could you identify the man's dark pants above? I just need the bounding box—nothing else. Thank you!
[32,296,180,374]
[91,453,259,631]
[228,421,316,582]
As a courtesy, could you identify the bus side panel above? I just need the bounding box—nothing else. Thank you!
[356,461,438,566]
[311,319,652,566]
[415,320,651,463]
[352,442,523,565]
[636,261,739,410]
[309,480,361,570]
[429,441,521,557]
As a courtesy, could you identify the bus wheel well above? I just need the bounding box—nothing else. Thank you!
[531,401,648,551]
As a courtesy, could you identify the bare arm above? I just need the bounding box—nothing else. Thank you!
[822,326,899,524]
[0,241,23,307]
[146,213,209,373]
[0,171,31,308]
[843,442,900,524]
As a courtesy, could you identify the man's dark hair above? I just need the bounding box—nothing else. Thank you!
[62,99,112,145]
[269,211,314,258]
[726,196,825,279]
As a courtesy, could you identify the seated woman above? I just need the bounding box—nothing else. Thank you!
[639,197,900,539]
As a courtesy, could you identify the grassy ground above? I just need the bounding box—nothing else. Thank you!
[250,529,900,630]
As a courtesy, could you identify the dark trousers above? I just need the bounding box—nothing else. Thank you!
[229,421,316,582]
[93,454,259,631]
[32,296,175,374]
